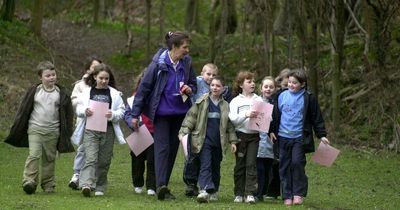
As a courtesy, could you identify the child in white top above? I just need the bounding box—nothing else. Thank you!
[228,71,263,204]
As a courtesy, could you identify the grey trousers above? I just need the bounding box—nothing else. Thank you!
[79,124,115,192]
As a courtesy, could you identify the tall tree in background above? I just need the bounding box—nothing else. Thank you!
[331,0,346,139]
[122,0,133,55]
[31,0,44,37]
[159,0,165,44]
[145,0,151,62]
[94,0,100,24]
[208,0,218,63]
[185,0,201,32]
[0,0,15,21]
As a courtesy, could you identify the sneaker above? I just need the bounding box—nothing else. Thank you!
[234,195,243,203]
[147,189,156,196]
[95,191,104,196]
[156,185,168,200]
[196,190,209,203]
[185,185,199,197]
[284,199,293,205]
[82,186,91,197]
[23,182,36,194]
[68,173,79,190]
[134,187,143,194]
[165,191,176,200]
[244,195,256,204]
[293,195,303,205]
[209,192,218,201]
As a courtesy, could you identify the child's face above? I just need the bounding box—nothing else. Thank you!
[88,60,101,74]
[261,79,276,98]
[240,78,255,95]
[202,67,217,84]
[94,70,110,89]
[210,79,224,98]
[280,77,288,88]
[40,69,57,88]
[288,76,305,92]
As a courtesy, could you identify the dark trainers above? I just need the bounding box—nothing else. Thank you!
[156,185,169,200]
[23,182,36,194]
[165,191,176,200]
[185,185,199,197]
[82,186,91,197]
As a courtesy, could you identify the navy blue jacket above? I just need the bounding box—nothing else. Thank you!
[130,48,197,121]
[270,88,327,153]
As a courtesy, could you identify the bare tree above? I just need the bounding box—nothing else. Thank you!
[208,0,218,63]
[122,0,133,55]
[94,0,100,24]
[0,0,15,21]
[31,0,45,37]
[145,0,151,62]
[159,0,165,44]
[185,0,201,32]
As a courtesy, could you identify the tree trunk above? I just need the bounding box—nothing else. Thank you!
[0,0,15,21]
[31,0,44,37]
[159,0,165,45]
[93,0,100,24]
[218,0,228,63]
[185,0,201,32]
[122,0,132,55]
[208,0,218,63]
[332,0,346,139]
[145,0,152,63]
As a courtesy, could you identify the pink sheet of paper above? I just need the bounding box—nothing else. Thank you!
[85,100,109,132]
[248,101,274,132]
[181,134,188,159]
[311,142,340,167]
[126,125,154,156]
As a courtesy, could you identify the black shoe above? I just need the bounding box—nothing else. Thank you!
[157,185,168,200]
[68,181,78,190]
[23,182,36,194]
[165,191,176,200]
[82,186,91,197]
[185,185,198,197]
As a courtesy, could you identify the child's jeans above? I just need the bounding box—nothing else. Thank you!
[278,136,308,199]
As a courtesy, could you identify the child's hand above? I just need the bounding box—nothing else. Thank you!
[245,110,258,118]
[231,144,237,153]
[85,108,93,117]
[270,133,277,143]
[321,137,330,144]
[105,110,112,119]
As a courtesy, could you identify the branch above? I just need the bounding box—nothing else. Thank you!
[343,0,369,56]
[342,81,380,102]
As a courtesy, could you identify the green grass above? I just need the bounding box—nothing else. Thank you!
[0,139,399,210]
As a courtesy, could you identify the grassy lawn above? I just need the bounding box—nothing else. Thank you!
[0,140,399,210]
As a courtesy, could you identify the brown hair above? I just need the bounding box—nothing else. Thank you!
[84,63,117,89]
[165,31,191,50]
[233,71,255,96]
[37,61,55,76]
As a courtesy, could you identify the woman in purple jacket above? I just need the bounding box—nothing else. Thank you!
[126,31,197,200]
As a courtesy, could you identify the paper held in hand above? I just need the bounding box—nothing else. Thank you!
[248,101,274,132]
[126,125,154,156]
[311,141,340,167]
[85,100,109,132]
[181,134,188,159]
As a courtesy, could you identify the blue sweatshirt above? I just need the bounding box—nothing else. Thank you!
[278,88,305,138]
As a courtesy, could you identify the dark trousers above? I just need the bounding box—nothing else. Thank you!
[256,158,281,199]
[279,136,308,200]
[234,132,259,196]
[153,115,184,187]
[267,160,281,198]
[130,144,155,190]
[198,143,222,193]
[183,135,200,187]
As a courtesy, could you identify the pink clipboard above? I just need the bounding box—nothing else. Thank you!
[311,142,340,167]
[126,125,154,156]
[85,100,109,132]
[181,134,188,159]
[248,101,273,132]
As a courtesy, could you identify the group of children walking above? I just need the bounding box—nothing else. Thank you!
[5,36,329,206]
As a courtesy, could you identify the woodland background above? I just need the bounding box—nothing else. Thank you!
[1,0,400,152]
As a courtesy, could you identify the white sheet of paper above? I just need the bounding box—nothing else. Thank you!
[248,101,274,132]
[181,134,188,159]
[85,100,109,132]
[126,125,154,156]
[311,142,340,167]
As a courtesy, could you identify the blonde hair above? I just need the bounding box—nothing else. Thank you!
[202,63,218,73]
[259,76,277,91]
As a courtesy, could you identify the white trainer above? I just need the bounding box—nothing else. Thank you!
[147,189,156,196]
[134,187,143,194]
[234,195,243,203]
[209,192,218,201]
[68,173,79,190]
[245,195,256,204]
[95,191,104,196]
[196,190,209,203]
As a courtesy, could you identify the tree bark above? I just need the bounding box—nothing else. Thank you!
[146,0,152,63]
[0,0,15,21]
[159,0,165,45]
[208,0,218,63]
[93,0,100,24]
[31,0,45,37]
[185,0,201,32]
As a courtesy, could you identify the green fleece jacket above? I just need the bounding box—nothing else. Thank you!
[179,93,239,154]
